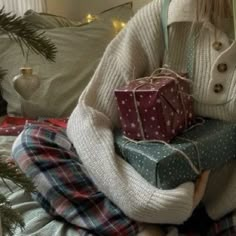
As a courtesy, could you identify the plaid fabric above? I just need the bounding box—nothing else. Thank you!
[12,123,139,236]
[207,212,236,236]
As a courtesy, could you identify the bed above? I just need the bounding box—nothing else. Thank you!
[0,1,235,235]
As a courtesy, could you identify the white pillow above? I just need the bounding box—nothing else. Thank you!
[0,3,133,118]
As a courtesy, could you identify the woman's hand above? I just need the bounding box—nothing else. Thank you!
[193,170,210,209]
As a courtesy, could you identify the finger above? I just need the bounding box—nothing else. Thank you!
[193,171,210,209]
[195,170,210,186]
[201,170,210,178]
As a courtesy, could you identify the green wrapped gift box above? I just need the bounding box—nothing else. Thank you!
[114,119,236,189]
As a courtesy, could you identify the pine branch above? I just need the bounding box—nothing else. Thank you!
[0,67,6,83]
[0,158,36,235]
[0,195,25,236]
[0,6,56,235]
[0,68,6,78]
[0,7,57,61]
[0,159,35,193]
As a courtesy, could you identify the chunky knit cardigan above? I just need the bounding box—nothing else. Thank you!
[67,0,236,224]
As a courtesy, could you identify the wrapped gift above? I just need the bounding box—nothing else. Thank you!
[114,119,236,189]
[114,70,194,142]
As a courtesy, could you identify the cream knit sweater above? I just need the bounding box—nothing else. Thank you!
[67,0,236,224]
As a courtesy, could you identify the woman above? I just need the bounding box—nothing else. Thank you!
[12,0,236,235]
[68,0,236,221]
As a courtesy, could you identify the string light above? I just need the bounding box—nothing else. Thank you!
[84,14,127,34]
[120,22,126,28]
[85,14,96,23]
[112,20,126,33]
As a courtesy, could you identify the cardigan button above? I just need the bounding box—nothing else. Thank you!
[217,63,227,73]
[214,84,224,93]
[212,41,223,51]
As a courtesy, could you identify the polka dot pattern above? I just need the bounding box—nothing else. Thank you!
[115,74,194,142]
[114,119,236,189]
[0,126,24,136]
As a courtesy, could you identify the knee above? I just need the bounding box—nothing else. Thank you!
[11,125,43,165]
[12,129,28,159]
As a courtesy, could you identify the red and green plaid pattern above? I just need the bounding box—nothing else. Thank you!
[207,212,236,236]
[12,123,139,236]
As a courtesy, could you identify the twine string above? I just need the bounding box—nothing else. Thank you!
[130,68,192,139]
[122,118,205,176]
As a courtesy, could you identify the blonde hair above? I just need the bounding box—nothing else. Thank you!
[197,0,232,24]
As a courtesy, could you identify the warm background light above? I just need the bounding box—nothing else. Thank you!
[85,13,96,23]
[112,20,126,33]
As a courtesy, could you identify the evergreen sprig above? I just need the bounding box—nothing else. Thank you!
[0,158,36,235]
[0,159,35,193]
[0,68,6,82]
[0,6,57,235]
[0,7,57,61]
[0,195,25,236]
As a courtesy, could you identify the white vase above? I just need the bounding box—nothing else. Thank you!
[13,67,40,100]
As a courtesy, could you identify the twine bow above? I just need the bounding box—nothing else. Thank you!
[122,67,202,176]
[131,67,192,140]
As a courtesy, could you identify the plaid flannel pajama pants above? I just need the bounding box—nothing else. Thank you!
[12,123,139,236]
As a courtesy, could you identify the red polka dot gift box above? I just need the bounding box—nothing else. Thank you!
[114,69,195,142]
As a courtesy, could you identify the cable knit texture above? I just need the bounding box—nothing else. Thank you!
[67,0,236,224]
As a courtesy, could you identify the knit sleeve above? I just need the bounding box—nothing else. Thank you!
[67,0,194,224]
